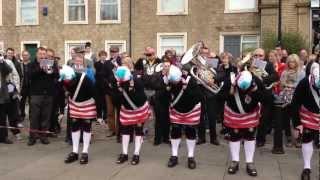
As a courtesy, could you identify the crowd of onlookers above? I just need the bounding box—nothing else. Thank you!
[0,41,318,154]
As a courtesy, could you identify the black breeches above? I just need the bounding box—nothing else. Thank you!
[302,128,319,143]
[171,124,197,140]
[121,124,144,136]
[71,119,93,133]
[228,128,257,142]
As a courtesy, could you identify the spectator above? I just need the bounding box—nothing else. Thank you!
[28,47,59,146]
[84,42,97,63]
[19,50,31,126]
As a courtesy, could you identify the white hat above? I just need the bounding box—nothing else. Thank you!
[237,71,253,90]
[59,65,75,81]
[168,65,182,82]
[115,66,132,82]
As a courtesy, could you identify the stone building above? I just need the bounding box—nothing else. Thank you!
[0,0,315,62]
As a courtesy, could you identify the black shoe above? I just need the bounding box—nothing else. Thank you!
[1,138,13,144]
[227,161,239,174]
[271,147,285,154]
[27,138,36,146]
[196,139,206,145]
[40,138,50,145]
[210,138,220,146]
[187,157,196,169]
[116,154,128,164]
[167,156,178,168]
[131,155,140,165]
[256,141,265,147]
[301,169,311,180]
[246,163,258,177]
[64,152,79,164]
[80,153,89,164]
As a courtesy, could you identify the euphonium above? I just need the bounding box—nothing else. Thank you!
[181,42,223,94]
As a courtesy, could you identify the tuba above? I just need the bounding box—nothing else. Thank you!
[181,42,223,94]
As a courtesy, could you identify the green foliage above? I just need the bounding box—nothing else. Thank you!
[262,32,307,54]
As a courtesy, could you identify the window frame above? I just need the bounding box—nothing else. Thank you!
[157,0,188,16]
[224,0,258,14]
[105,40,126,58]
[157,32,188,57]
[64,0,89,24]
[64,40,91,63]
[96,0,121,24]
[219,32,260,55]
[16,0,39,26]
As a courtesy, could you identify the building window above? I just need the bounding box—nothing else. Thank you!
[157,33,187,57]
[225,0,257,13]
[64,40,90,63]
[222,35,259,58]
[157,0,188,15]
[64,0,88,24]
[105,40,126,58]
[16,0,39,25]
[96,0,121,24]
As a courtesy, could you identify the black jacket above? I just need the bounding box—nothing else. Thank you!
[29,60,59,96]
[220,73,269,113]
[291,77,320,127]
[116,73,148,110]
[0,61,12,104]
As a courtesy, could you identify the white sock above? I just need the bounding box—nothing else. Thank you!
[229,141,240,162]
[244,140,256,163]
[134,136,143,155]
[71,131,80,154]
[171,139,181,157]
[122,135,130,155]
[186,139,196,158]
[82,132,91,153]
[302,141,313,169]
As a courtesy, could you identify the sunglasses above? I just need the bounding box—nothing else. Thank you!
[110,50,119,53]
[254,54,264,58]
[145,54,152,57]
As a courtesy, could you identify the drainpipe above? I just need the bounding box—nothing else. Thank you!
[129,0,132,56]
[278,0,282,44]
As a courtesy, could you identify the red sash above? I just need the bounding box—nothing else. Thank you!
[120,102,151,126]
[223,105,260,129]
[300,106,320,130]
[69,98,97,120]
[169,103,201,125]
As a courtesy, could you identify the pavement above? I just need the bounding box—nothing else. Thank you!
[0,122,319,180]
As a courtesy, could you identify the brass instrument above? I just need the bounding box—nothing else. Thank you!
[181,42,223,94]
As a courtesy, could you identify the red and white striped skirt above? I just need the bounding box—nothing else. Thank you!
[300,106,320,131]
[120,102,151,126]
[169,103,201,125]
[69,98,97,120]
[223,105,260,129]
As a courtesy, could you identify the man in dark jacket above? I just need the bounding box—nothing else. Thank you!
[0,55,14,144]
[253,48,279,147]
[28,47,59,146]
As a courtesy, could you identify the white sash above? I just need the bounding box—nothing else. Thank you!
[72,73,85,101]
[171,76,191,107]
[234,87,246,114]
